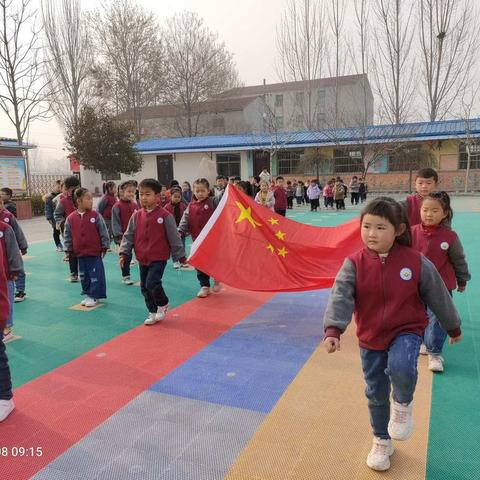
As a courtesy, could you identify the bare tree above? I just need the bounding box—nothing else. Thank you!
[41,0,91,131]
[276,0,328,130]
[372,0,416,124]
[419,0,479,122]
[163,11,240,137]
[90,0,165,136]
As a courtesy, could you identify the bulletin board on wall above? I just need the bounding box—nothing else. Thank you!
[0,157,27,191]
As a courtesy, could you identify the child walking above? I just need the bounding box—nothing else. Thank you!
[411,192,470,372]
[164,187,188,269]
[54,175,80,282]
[254,180,275,211]
[323,197,462,472]
[112,181,138,285]
[272,176,287,216]
[97,181,117,244]
[120,179,186,325]
[64,188,110,308]
[178,178,221,298]
[307,179,321,211]
[323,181,334,209]
[0,242,15,421]
[44,180,63,252]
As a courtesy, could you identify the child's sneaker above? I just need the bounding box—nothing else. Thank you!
[155,305,168,322]
[366,437,394,471]
[122,276,134,285]
[80,298,87,306]
[70,274,79,283]
[180,263,194,270]
[428,355,444,372]
[211,281,221,293]
[14,291,26,302]
[0,399,15,422]
[2,328,14,344]
[197,287,210,298]
[173,262,181,269]
[144,312,157,325]
[84,297,98,308]
[388,400,413,441]
[56,244,64,252]
[419,343,427,355]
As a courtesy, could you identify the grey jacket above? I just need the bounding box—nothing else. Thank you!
[63,212,110,254]
[6,215,28,252]
[53,199,66,227]
[119,211,185,263]
[324,254,461,338]
[448,237,471,285]
[1,224,23,275]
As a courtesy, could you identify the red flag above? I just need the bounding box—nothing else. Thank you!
[188,185,363,292]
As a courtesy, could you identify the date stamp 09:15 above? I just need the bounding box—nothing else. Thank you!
[1,447,43,457]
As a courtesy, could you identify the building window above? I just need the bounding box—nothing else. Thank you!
[216,153,241,177]
[316,113,326,128]
[295,115,304,129]
[295,92,304,105]
[212,116,225,130]
[277,150,303,175]
[459,142,480,169]
[317,89,326,109]
[275,94,283,108]
[333,148,364,173]
[275,116,284,130]
[388,145,421,171]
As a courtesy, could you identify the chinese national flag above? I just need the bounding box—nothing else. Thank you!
[188,185,363,292]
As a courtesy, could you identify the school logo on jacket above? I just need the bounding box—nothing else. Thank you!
[3,217,9,223]
[204,204,209,210]
[157,217,164,224]
[440,242,449,250]
[400,267,413,281]
[90,217,96,223]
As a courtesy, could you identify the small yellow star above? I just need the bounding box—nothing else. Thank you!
[277,247,288,257]
[268,218,279,225]
[235,201,262,228]
[266,243,275,253]
[275,230,286,240]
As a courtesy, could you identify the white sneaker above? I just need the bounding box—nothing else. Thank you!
[122,276,134,285]
[366,437,394,471]
[155,305,168,322]
[84,297,98,308]
[173,262,181,269]
[2,331,14,344]
[428,355,444,372]
[197,287,210,298]
[144,312,157,325]
[80,298,87,306]
[388,401,413,441]
[0,399,15,422]
[211,281,221,293]
[419,343,427,355]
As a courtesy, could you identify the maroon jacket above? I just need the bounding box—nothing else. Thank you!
[112,199,138,236]
[64,210,110,257]
[59,194,76,216]
[186,198,215,241]
[273,186,287,210]
[98,193,117,219]
[406,194,423,227]
[348,245,427,349]
[0,242,9,330]
[411,224,459,290]
[164,201,187,226]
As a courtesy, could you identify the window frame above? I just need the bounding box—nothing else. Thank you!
[459,142,480,169]
[216,153,241,178]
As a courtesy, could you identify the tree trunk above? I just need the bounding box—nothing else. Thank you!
[465,144,471,193]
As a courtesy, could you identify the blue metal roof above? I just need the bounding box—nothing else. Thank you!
[0,138,36,150]
[135,118,480,154]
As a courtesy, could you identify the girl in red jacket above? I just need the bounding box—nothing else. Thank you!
[411,192,470,373]
[164,187,187,269]
[178,178,222,298]
[323,197,462,472]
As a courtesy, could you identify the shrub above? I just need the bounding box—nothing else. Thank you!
[30,194,45,216]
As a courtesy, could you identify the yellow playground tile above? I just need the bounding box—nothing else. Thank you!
[69,303,105,312]
[226,327,433,480]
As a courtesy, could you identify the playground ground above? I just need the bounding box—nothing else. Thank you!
[0,195,479,480]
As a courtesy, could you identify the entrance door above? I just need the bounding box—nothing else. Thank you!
[156,155,174,187]
[253,151,270,176]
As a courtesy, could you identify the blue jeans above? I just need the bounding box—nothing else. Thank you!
[78,256,107,300]
[139,261,168,312]
[424,292,451,355]
[6,280,14,328]
[0,330,12,400]
[360,333,422,439]
[15,270,26,293]
[121,253,132,277]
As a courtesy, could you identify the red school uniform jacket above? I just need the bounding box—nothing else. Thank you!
[0,242,9,329]
[348,244,428,350]
[273,186,287,210]
[411,224,459,290]
[406,194,423,227]
[187,198,215,241]
[164,201,187,227]
[112,199,138,235]
[98,193,117,220]
[64,210,108,257]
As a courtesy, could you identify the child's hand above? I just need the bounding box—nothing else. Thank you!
[449,334,462,345]
[457,285,466,293]
[119,256,125,268]
[101,248,108,258]
[324,337,340,353]
[11,273,18,281]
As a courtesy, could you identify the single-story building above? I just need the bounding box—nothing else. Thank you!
[0,138,36,193]
[80,118,480,193]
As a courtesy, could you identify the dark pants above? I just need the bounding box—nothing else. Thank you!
[196,269,211,288]
[351,192,360,205]
[0,331,13,400]
[310,198,320,211]
[140,261,168,312]
[295,196,303,205]
[79,256,107,299]
[121,253,132,277]
[287,197,293,209]
[360,333,421,439]
[275,209,286,217]
[335,199,342,210]
[69,253,79,276]
[360,192,367,203]
[50,220,62,247]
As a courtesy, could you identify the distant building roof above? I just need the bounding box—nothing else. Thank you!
[217,74,368,98]
[135,118,480,154]
[0,138,36,150]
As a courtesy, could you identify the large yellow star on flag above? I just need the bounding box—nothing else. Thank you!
[275,230,286,240]
[235,202,262,228]
[277,247,288,257]
[268,218,279,225]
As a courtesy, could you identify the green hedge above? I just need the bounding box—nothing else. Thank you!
[29,195,45,216]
